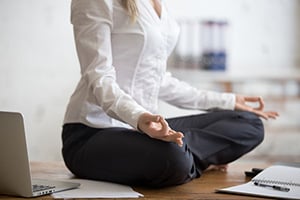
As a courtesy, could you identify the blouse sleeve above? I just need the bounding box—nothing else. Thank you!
[71,0,147,129]
[158,72,236,110]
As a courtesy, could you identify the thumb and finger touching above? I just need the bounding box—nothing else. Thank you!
[138,113,184,147]
[235,95,279,120]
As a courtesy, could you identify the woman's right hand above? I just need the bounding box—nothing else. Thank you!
[137,113,184,147]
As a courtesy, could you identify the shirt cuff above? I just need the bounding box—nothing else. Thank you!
[126,109,148,130]
[220,93,236,110]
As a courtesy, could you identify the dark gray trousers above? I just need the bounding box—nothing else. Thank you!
[62,110,264,187]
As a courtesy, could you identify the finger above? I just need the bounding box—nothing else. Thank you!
[244,96,264,110]
[142,114,160,125]
[264,111,279,119]
[152,115,161,122]
[160,131,184,146]
[236,101,279,120]
[169,129,184,136]
[254,110,268,120]
[157,116,170,135]
[256,97,265,110]
[244,96,261,102]
[254,110,280,120]
[176,137,184,147]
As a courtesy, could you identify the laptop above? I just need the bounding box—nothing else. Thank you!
[0,111,80,197]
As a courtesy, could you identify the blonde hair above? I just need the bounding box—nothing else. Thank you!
[121,0,139,22]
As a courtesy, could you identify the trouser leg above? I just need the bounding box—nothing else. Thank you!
[62,124,198,187]
[166,110,264,172]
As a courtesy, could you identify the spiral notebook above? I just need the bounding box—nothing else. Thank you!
[216,165,300,199]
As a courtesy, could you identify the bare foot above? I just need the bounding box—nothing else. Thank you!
[205,164,228,172]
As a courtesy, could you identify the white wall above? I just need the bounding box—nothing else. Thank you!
[166,0,300,70]
[0,0,79,161]
[0,0,299,161]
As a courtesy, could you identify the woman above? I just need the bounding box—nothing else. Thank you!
[62,0,278,187]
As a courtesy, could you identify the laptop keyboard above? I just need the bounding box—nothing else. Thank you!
[32,184,55,192]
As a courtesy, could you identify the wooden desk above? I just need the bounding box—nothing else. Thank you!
[0,160,272,200]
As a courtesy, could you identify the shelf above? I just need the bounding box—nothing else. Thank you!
[169,68,300,83]
[168,68,300,98]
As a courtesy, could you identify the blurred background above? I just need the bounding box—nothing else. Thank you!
[0,0,299,162]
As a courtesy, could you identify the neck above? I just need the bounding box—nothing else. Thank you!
[150,0,162,18]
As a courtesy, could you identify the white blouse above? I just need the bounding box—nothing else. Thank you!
[64,0,235,129]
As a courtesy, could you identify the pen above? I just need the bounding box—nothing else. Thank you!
[253,182,290,192]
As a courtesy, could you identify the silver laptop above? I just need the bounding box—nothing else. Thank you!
[0,111,80,197]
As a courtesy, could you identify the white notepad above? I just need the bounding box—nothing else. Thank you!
[51,179,143,199]
[216,165,300,200]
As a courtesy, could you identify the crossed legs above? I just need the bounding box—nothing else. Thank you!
[62,110,264,187]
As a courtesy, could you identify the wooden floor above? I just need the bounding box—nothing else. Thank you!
[0,159,276,200]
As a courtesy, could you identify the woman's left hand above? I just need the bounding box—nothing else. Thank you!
[234,95,279,120]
